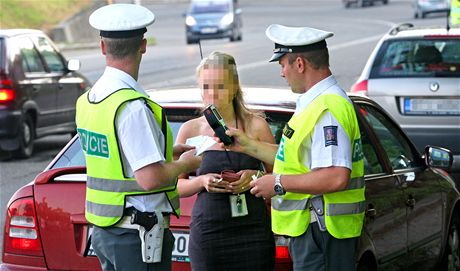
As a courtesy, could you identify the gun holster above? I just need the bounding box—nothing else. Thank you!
[130,210,164,263]
[310,196,327,232]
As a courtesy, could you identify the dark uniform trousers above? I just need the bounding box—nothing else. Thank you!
[289,222,358,271]
[92,226,175,271]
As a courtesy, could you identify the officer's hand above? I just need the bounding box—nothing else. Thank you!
[215,128,252,153]
[173,144,195,160]
[250,175,276,199]
[178,149,201,172]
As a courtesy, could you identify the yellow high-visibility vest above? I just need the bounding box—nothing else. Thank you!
[272,94,365,239]
[76,89,179,227]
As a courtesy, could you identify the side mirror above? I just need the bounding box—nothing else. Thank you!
[67,59,81,71]
[424,145,453,170]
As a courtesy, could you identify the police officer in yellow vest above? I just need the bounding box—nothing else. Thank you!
[225,24,365,271]
[76,4,201,271]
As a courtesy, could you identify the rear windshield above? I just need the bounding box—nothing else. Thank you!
[50,110,290,169]
[369,38,460,78]
[190,1,230,14]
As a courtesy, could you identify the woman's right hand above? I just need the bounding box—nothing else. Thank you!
[200,173,231,193]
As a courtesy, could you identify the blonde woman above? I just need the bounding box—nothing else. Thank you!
[175,51,275,271]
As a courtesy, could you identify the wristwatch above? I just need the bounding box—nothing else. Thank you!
[274,174,286,195]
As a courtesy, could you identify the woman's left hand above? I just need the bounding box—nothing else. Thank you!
[228,169,258,194]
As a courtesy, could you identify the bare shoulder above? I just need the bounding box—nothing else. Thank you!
[177,116,207,139]
[246,115,272,141]
[249,115,270,129]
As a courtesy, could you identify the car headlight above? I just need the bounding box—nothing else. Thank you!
[185,16,197,26]
[220,13,234,26]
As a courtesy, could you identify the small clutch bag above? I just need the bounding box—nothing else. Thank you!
[220,170,240,183]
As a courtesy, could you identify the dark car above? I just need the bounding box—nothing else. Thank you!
[2,88,458,271]
[0,29,90,159]
[343,0,389,8]
[184,0,242,44]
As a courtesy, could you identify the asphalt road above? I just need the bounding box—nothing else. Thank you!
[0,0,452,261]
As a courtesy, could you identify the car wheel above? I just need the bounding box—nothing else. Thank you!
[230,28,238,42]
[383,0,388,4]
[186,38,197,44]
[344,2,351,8]
[444,213,460,271]
[13,114,35,158]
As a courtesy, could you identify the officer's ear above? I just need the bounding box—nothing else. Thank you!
[295,56,306,73]
[100,39,107,56]
[140,38,147,54]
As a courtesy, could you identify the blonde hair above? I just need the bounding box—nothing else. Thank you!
[196,51,263,131]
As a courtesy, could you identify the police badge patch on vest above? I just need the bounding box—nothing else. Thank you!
[323,126,338,147]
[283,123,294,139]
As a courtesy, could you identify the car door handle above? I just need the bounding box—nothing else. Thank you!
[32,86,39,92]
[406,198,416,208]
[366,208,376,218]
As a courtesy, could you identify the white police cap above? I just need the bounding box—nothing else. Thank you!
[265,24,334,62]
[89,4,155,39]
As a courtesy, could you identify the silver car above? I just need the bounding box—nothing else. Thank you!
[350,23,460,171]
[413,0,450,19]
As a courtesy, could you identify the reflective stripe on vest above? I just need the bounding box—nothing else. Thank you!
[76,88,179,227]
[86,191,180,218]
[271,93,365,238]
[272,176,365,212]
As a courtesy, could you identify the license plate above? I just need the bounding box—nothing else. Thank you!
[403,98,460,115]
[172,232,190,262]
[200,27,217,34]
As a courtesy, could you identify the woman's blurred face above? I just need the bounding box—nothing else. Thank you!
[199,65,236,108]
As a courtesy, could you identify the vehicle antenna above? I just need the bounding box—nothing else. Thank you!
[198,40,203,59]
[447,11,451,32]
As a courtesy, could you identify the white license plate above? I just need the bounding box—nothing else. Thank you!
[200,27,217,34]
[403,98,460,115]
[172,232,190,262]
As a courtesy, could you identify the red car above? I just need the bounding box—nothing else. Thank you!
[2,88,458,271]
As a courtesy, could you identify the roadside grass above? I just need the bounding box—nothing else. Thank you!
[0,0,92,32]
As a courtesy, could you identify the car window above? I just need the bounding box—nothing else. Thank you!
[370,38,460,78]
[357,104,420,171]
[360,126,384,175]
[191,1,230,14]
[32,36,65,73]
[16,37,46,73]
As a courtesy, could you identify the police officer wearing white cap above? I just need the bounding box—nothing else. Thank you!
[225,24,365,271]
[75,4,201,271]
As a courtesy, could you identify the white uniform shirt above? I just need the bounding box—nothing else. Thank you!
[294,75,353,171]
[89,67,172,213]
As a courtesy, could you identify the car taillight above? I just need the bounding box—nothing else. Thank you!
[350,80,368,96]
[3,197,43,257]
[275,235,292,263]
[0,73,15,103]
